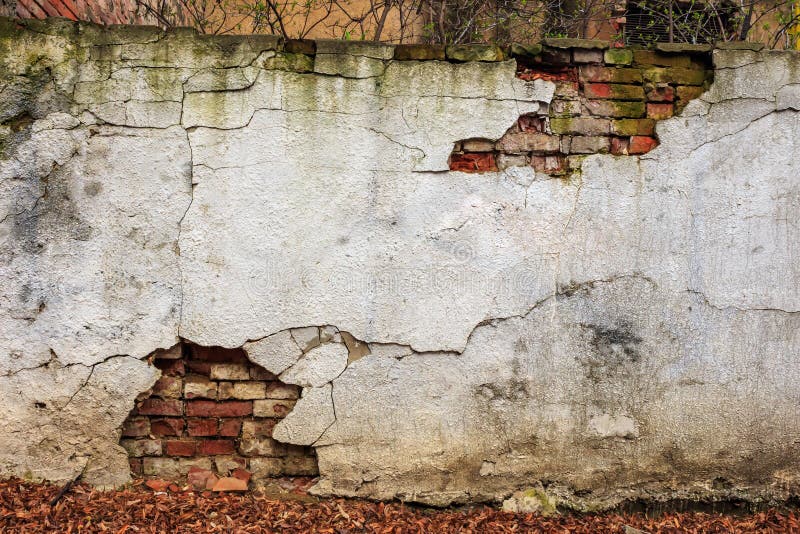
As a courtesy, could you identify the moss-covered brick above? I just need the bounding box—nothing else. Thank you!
[643,67,707,86]
[262,53,314,72]
[446,45,505,62]
[585,100,646,118]
[633,49,695,68]
[584,83,645,100]
[285,39,316,55]
[645,83,675,102]
[611,118,656,136]
[551,99,582,117]
[549,117,611,135]
[676,85,706,103]
[579,65,642,84]
[604,48,633,65]
[671,68,711,86]
[510,43,543,58]
[647,102,673,120]
[394,44,446,61]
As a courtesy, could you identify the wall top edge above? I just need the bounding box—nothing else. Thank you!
[3,15,798,67]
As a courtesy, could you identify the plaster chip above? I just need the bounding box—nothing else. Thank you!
[272,384,335,446]
[290,327,321,352]
[243,330,303,375]
[279,342,349,388]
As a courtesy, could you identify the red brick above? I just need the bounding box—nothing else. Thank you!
[219,419,242,437]
[186,360,212,376]
[145,479,170,492]
[448,152,497,173]
[154,358,185,377]
[186,400,253,418]
[191,346,248,363]
[647,103,674,120]
[150,418,185,437]
[136,398,183,416]
[165,440,196,457]
[629,136,659,154]
[610,137,630,155]
[579,65,642,84]
[198,439,236,455]
[646,84,674,102]
[241,419,276,438]
[122,417,150,437]
[531,155,566,174]
[211,477,247,492]
[584,82,611,99]
[187,467,214,489]
[253,399,295,418]
[518,114,545,133]
[152,376,182,398]
[187,418,218,436]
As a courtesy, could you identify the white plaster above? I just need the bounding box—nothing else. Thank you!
[280,342,348,387]
[272,384,335,445]
[243,330,303,375]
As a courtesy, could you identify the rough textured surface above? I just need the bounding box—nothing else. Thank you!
[120,343,317,487]
[1,19,799,510]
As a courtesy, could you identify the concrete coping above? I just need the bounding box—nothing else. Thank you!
[4,15,795,65]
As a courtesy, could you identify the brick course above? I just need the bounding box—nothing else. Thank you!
[123,343,317,490]
[450,43,712,176]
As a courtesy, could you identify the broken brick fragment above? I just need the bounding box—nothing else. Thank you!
[448,152,497,173]
[136,398,183,417]
[212,477,248,492]
[629,136,658,154]
[145,479,170,492]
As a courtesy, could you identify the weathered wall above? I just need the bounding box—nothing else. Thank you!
[1,17,799,509]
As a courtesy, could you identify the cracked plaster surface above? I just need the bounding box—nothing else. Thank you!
[1,21,800,508]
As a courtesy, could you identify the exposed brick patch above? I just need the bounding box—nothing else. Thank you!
[121,342,318,490]
[450,45,712,175]
[448,152,497,173]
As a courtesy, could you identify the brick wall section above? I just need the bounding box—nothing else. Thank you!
[12,0,191,26]
[447,41,713,176]
[122,343,317,491]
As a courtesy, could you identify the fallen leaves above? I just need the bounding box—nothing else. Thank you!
[0,477,798,533]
